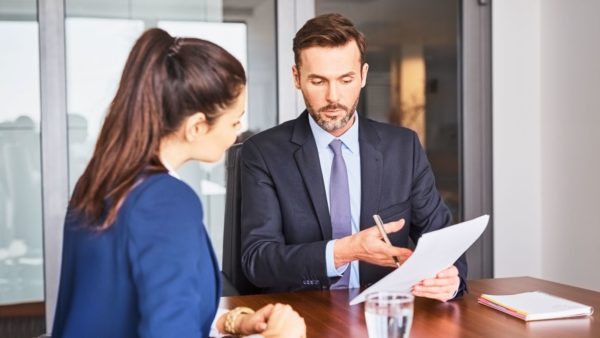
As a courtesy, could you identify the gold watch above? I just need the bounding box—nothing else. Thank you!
[224,306,255,335]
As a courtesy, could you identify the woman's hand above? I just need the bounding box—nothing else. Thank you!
[236,303,274,335]
[260,303,306,338]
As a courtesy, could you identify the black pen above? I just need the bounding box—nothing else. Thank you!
[373,214,402,268]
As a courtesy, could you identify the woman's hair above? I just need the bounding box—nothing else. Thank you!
[70,28,246,229]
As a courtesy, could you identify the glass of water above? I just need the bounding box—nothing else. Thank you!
[365,291,414,338]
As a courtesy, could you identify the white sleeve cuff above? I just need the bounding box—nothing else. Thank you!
[209,308,229,337]
[450,286,459,299]
[325,239,349,277]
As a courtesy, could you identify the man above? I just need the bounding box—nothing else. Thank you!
[240,13,466,301]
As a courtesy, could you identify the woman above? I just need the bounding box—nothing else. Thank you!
[52,28,305,338]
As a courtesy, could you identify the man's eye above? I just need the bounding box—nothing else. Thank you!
[311,80,324,85]
[342,77,353,84]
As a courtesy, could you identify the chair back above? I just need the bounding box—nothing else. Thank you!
[222,143,260,295]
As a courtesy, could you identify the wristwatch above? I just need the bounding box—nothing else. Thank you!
[225,306,255,335]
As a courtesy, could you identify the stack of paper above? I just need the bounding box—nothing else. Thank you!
[478,291,594,321]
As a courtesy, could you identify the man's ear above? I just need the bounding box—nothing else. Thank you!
[361,63,369,88]
[185,112,208,142]
[292,64,301,89]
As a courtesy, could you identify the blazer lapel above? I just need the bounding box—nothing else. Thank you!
[291,111,332,240]
[358,116,383,230]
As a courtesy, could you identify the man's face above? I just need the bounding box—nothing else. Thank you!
[293,41,369,137]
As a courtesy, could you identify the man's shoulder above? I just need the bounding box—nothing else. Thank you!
[360,116,417,142]
[244,116,301,149]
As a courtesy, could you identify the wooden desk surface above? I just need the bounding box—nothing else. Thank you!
[220,277,599,338]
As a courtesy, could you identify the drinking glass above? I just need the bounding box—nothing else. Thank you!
[364,291,414,338]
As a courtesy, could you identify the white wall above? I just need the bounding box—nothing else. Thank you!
[492,0,543,279]
[493,0,600,291]
[539,0,600,291]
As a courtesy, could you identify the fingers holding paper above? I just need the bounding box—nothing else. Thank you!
[333,218,412,268]
[412,265,460,302]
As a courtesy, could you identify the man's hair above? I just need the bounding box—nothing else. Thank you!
[293,13,366,66]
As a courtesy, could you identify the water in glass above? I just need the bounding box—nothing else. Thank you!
[365,292,414,338]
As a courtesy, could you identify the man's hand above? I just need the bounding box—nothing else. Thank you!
[412,265,460,302]
[333,219,412,268]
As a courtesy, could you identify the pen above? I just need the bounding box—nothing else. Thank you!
[373,214,402,268]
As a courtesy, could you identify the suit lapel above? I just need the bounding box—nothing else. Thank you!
[292,111,332,240]
[358,116,383,230]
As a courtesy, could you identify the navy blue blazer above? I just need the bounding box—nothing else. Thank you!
[52,173,221,338]
[241,111,467,294]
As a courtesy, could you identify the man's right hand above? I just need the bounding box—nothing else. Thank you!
[333,218,412,268]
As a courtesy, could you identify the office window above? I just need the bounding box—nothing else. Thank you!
[316,0,462,220]
[65,0,277,264]
[0,0,44,305]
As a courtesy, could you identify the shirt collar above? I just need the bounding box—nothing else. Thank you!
[161,160,181,179]
[308,111,360,154]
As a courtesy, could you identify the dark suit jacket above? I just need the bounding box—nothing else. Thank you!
[52,174,221,338]
[241,111,467,294]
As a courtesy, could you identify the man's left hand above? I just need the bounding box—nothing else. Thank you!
[412,265,460,302]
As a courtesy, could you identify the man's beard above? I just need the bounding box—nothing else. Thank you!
[305,98,359,133]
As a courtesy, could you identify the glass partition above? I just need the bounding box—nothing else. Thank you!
[0,0,44,305]
[65,0,277,264]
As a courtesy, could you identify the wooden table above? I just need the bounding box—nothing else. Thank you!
[220,277,599,337]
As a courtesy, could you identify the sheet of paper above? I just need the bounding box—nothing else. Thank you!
[350,215,489,305]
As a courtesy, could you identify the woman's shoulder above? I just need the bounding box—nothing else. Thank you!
[125,172,201,212]
[118,172,205,239]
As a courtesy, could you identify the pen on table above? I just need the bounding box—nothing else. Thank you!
[373,214,402,268]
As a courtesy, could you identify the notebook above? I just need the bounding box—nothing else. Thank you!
[478,291,594,321]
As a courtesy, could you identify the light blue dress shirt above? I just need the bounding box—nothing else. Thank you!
[308,113,361,288]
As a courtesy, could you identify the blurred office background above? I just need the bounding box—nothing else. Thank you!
[1,0,599,336]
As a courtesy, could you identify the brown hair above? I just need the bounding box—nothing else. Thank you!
[70,28,246,229]
[293,13,366,66]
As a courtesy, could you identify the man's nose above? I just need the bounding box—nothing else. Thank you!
[326,83,340,103]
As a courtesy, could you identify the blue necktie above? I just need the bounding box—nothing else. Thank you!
[329,139,351,288]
